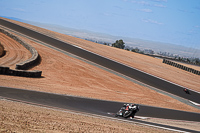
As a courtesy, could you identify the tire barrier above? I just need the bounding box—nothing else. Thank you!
[0,66,42,77]
[163,59,200,76]
[0,66,9,74]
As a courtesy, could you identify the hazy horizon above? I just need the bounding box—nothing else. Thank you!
[19,18,200,58]
[0,0,200,48]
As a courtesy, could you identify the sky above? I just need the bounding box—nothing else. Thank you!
[0,0,200,50]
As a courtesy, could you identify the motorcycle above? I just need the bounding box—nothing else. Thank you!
[115,103,139,118]
[183,88,190,94]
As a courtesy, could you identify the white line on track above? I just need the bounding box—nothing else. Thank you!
[189,100,200,106]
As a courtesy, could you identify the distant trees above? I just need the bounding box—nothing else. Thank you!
[112,39,125,49]
[103,42,110,46]
[125,48,130,51]
[87,37,200,66]
[131,47,140,53]
[195,59,200,65]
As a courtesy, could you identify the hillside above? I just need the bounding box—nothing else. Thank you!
[1,17,200,132]
[0,17,199,113]
[1,17,199,92]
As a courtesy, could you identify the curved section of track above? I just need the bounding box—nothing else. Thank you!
[0,18,199,103]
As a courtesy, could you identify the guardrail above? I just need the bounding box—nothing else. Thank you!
[0,27,42,77]
[163,59,200,75]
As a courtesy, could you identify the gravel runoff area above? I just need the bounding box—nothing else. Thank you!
[0,99,174,133]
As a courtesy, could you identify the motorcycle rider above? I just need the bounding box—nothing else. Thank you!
[128,104,139,119]
[115,103,139,119]
[183,88,190,94]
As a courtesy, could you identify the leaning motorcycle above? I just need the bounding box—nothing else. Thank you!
[115,104,139,118]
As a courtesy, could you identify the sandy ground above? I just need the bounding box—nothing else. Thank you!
[0,99,174,133]
[0,32,31,69]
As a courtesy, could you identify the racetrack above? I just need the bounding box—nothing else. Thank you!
[1,18,200,132]
[0,18,200,104]
[0,86,199,122]
[0,86,200,133]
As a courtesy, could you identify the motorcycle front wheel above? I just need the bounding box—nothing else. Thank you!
[123,110,133,118]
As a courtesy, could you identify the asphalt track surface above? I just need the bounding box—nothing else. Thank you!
[0,18,200,104]
[0,86,200,133]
